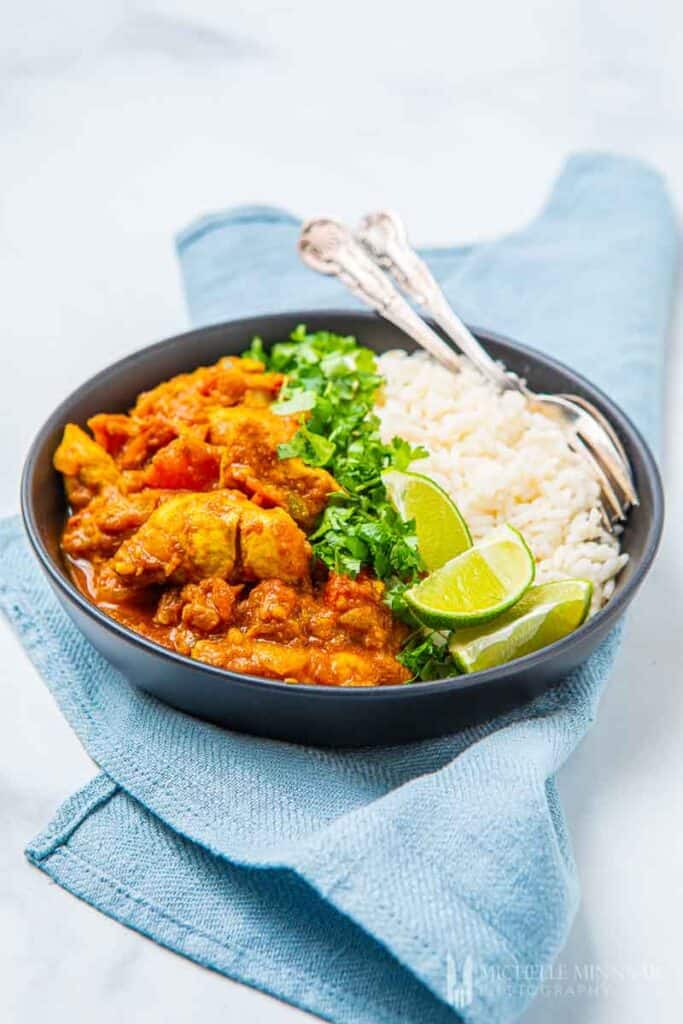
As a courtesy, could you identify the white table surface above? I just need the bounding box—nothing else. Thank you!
[2,3,682,1021]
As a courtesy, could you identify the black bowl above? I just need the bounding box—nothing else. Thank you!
[21,311,664,746]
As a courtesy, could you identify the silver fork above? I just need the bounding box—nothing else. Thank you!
[298,214,637,528]
[356,210,638,524]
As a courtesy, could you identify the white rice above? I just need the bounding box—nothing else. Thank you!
[376,350,628,613]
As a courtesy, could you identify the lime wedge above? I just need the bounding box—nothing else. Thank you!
[382,469,472,571]
[449,579,593,673]
[404,524,535,628]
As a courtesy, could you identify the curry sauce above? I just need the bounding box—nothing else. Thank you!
[54,355,410,686]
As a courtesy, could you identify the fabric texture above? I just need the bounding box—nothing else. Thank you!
[1,152,677,1024]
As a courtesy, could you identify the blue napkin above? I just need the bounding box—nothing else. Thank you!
[1,153,677,1024]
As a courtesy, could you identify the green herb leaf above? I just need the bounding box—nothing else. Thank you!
[271,390,317,415]
[277,426,335,467]
[243,335,266,362]
[389,436,429,471]
[397,629,460,682]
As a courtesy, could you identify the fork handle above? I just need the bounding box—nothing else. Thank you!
[357,211,519,393]
[298,218,462,373]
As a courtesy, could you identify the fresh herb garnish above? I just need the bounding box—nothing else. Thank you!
[396,629,457,681]
[243,325,459,681]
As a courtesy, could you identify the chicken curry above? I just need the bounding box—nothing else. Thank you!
[55,353,411,686]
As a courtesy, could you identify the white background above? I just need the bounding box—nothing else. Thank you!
[1,2,682,1021]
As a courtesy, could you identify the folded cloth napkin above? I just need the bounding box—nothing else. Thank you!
[0,153,677,1024]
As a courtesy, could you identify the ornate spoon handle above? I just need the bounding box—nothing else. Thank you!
[357,210,517,392]
[298,218,461,373]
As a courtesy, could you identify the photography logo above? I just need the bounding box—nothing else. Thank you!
[446,953,474,1010]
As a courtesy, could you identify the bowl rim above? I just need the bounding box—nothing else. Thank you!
[20,309,665,701]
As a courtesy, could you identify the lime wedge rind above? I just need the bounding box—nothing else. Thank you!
[404,524,536,628]
[382,469,472,572]
[449,578,593,674]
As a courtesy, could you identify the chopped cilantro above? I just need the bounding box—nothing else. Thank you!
[278,425,336,467]
[270,391,316,416]
[396,629,459,681]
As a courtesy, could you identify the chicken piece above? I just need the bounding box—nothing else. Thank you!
[181,577,241,630]
[234,575,406,652]
[208,406,338,529]
[192,636,410,686]
[54,423,121,508]
[192,635,311,680]
[87,413,132,455]
[87,356,284,469]
[265,457,340,532]
[306,648,411,687]
[209,403,296,450]
[238,501,311,583]
[154,588,185,626]
[132,357,285,424]
[62,489,168,558]
[91,562,155,604]
[321,572,400,650]
[237,579,305,643]
[112,491,241,586]
[112,490,311,587]
[155,578,241,633]
[89,413,180,469]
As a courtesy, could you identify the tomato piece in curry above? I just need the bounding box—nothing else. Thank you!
[54,355,410,686]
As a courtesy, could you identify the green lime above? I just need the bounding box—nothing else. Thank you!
[448,578,593,673]
[404,524,535,628]
[382,469,472,571]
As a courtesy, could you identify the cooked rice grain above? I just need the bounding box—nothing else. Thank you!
[376,350,627,613]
